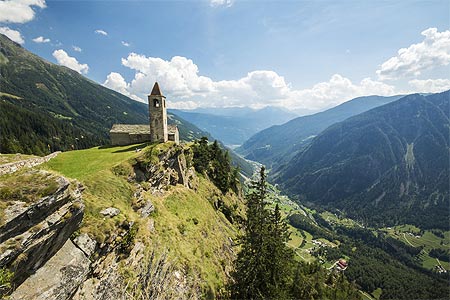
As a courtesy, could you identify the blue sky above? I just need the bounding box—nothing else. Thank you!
[1,0,449,112]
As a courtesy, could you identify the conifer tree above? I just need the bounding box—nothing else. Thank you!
[230,167,269,299]
[230,167,294,299]
[229,166,361,300]
[265,203,294,299]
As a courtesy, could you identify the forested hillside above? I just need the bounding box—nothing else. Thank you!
[276,91,450,229]
[236,95,403,168]
[0,34,211,154]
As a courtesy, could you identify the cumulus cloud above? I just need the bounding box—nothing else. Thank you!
[105,53,399,110]
[32,36,50,43]
[103,72,142,102]
[377,28,450,80]
[408,78,450,93]
[72,45,82,52]
[95,29,108,36]
[0,0,46,24]
[210,0,233,7]
[0,26,25,44]
[285,75,396,110]
[52,49,89,74]
[121,41,130,47]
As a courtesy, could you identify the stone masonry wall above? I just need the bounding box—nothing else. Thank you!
[0,152,61,175]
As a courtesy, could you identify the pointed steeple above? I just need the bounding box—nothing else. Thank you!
[150,82,163,96]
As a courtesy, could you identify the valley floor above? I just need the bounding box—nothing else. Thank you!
[257,180,450,300]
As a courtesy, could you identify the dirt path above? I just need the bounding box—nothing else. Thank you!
[402,233,415,247]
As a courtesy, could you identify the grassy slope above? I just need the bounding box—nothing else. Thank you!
[0,170,60,227]
[380,225,450,271]
[42,143,244,295]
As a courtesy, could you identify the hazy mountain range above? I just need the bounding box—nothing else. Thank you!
[170,107,297,146]
[236,94,406,168]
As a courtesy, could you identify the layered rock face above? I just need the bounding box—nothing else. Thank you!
[0,171,84,297]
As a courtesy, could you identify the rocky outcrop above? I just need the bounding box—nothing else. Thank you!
[132,145,198,195]
[73,233,96,258]
[99,207,120,218]
[0,171,84,297]
[0,151,60,175]
[2,144,237,300]
[72,241,145,300]
[9,239,90,300]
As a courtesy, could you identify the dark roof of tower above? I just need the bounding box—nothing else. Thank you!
[150,82,163,96]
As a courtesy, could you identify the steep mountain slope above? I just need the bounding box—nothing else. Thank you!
[170,106,297,146]
[236,95,404,167]
[275,91,450,229]
[0,34,209,154]
[1,142,245,299]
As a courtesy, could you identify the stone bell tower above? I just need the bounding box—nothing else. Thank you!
[148,82,168,143]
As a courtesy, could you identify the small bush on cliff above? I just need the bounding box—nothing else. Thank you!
[0,268,13,288]
[192,137,239,194]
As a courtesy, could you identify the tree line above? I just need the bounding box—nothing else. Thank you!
[192,137,240,194]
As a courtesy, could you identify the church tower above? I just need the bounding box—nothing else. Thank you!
[148,82,168,143]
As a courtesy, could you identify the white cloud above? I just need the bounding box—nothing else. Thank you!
[121,41,130,47]
[0,0,46,24]
[32,36,50,43]
[72,45,82,52]
[103,72,142,102]
[0,26,25,44]
[210,0,233,7]
[52,49,89,74]
[285,75,396,110]
[95,29,108,36]
[105,53,399,110]
[377,28,450,80]
[408,78,450,93]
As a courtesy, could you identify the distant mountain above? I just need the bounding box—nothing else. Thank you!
[0,34,209,153]
[170,106,297,146]
[236,95,404,168]
[275,91,450,230]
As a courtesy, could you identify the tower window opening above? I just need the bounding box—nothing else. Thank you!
[153,99,160,107]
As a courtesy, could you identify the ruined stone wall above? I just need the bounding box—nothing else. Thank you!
[0,152,60,175]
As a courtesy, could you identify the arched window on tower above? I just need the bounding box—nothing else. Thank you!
[153,99,160,107]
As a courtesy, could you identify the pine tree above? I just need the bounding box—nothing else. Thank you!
[230,167,270,299]
[265,204,294,299]
[229,167,294,299]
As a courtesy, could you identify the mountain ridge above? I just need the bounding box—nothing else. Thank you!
[275,91,450,229]
[236,94,405,167]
